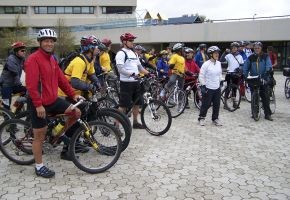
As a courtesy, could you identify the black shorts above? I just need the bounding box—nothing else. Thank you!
[27,97,71,129]
[119,81,142,107]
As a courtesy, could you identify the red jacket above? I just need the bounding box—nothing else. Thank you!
[25,48,75,107]
[185,59,200,80]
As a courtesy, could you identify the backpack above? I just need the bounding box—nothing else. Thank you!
[59,52,86,75]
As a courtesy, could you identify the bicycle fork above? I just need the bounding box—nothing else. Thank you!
[77,119,99,150]
[144,92,157,120]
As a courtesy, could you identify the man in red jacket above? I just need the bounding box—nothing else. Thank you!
[25,28,83,178]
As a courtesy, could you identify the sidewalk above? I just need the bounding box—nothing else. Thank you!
[0,72,289,200]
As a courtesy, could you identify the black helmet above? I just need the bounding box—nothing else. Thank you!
[199,43,207,50]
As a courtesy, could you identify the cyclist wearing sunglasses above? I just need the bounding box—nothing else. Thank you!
[0,41,27,110]
[115,32,149,129]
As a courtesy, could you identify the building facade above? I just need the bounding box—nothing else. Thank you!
[0,0,137,31]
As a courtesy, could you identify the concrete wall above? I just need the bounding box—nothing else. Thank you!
[74,18,290,44]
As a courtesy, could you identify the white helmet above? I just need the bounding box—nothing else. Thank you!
[207,46,220,54]
[172,43,184,51]
[37,28,57,42]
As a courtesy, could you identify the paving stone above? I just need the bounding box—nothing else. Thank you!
[0,73,290,200]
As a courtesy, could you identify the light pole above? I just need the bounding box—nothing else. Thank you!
[253,14,257,20]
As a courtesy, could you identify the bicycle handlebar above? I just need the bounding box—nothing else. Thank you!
[71,99,84,110]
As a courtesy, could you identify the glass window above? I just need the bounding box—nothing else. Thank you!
[22,7,27,14]
[0,6,27,14]
[47,7,56,14]
[65,7,72,14]
[38,7,47,14]
[103,6,133,14]
[34,7,39,14]
[89,7,94,14]
[5,7,13,14]
[56,7,65,14]
[0,7,4,14]
[81,7,90,14]
[14,7,21,14]
[73,7,81,14]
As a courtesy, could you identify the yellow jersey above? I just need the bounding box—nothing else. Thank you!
[99,52,111,72]
[58,55,95,96]
[168,53,185,75]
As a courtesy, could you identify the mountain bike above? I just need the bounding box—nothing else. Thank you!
[165,79,187,118]
[0,99,122,174]
[283,68,290,99]
[121,75,172,136]
[221,72,241,112]
[246,75,262,121]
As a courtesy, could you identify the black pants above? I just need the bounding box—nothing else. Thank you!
[259,84,271,116]
[199,88,221,121]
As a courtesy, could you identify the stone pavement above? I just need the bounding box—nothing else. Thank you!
[0,72,289,200]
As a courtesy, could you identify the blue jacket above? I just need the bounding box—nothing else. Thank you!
[156,57,169,78]
[239,50,247,62]
[194,51,208,68]
[243,53,272,80]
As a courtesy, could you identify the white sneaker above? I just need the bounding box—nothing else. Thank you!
[213,119,222,126]
[199,119,205,126]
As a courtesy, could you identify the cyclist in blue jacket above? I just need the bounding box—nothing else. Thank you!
[243,41,273,121]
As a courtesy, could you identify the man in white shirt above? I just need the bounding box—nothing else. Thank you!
[224,42,244,107]
[115,32,149,129]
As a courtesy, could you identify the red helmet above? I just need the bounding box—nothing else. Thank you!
[101,38,112,47]
[120,33,137,42]
[11,41,26,50]
[80,35,100,47]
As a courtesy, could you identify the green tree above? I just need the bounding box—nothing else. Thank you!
[0,14,33,59]
[54,18,76,58]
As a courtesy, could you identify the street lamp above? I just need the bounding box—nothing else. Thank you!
[253,14,257,20]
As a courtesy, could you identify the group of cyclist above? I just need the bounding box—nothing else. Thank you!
[0,28,276,178]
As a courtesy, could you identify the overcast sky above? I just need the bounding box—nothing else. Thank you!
[136,0,290,20]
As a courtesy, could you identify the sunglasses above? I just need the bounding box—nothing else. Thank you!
[128,40,134,42]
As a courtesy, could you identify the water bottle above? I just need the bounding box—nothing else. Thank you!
[52,121,65,137]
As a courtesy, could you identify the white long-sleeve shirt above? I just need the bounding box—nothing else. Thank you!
[199,59,222,90]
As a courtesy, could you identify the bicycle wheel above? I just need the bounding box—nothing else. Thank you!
[97,97,118,108]
[97,108,131,152]
[0,108,14,145]
[194,88,202,110]
[0,107,14,124]
[284,78,290,99]
[141,99,172,136]
[107,90,119,104]
[244,83,252,103]
[251,92,261,121]
[166,89,187,118]
[223,84,241,112]
[0,119,34,165]
[69,120,122,174]
[269,87,276,114]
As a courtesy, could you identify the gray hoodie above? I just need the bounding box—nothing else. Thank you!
[0,53,24,87]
